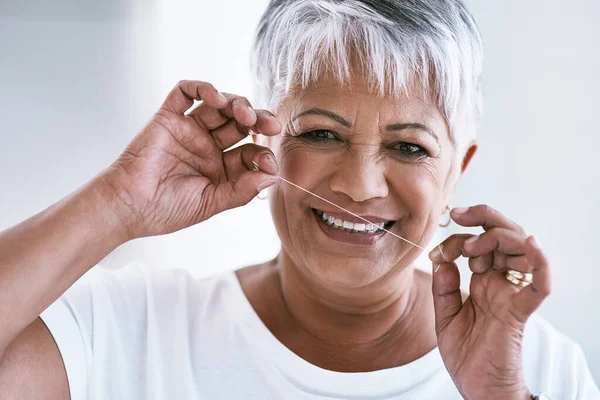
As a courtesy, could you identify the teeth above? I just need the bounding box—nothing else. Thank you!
[316,210,390,234]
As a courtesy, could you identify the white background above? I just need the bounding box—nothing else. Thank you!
[1,0,599,382]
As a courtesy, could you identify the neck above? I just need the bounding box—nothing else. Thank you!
[273,249,437,370]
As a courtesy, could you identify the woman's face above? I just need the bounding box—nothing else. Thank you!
[265,74,459,288]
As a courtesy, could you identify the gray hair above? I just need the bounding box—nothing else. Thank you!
[251,0,484,157]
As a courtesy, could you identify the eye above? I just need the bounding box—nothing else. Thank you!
[300,129,337,141]
[392,142,429,157]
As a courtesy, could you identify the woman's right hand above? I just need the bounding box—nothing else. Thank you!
[100,80,281,240]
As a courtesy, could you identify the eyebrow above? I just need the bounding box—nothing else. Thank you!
[292,108,352,128]
[293,108,439,143]
[386,123,439,144]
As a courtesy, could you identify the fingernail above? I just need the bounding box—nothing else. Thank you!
[247,106,257,119]
[429,246,441,260]
[465,235,478,245]
[453,207,469,214]
[254,153,278,175]
[257,178,277,192]
[264,153,278,171]
[433,263,441,273]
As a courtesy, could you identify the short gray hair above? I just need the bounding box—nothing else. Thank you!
[251,0,484,156]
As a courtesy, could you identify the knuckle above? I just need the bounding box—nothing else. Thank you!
[515,224,527,236]
[199,81,215,93]
[232,96,251,108]
[475,203,495,216]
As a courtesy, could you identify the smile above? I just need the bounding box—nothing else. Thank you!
[313,209,395,233]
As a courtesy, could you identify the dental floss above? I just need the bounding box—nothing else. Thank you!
[277,175,424,249]
[252,160,446,260]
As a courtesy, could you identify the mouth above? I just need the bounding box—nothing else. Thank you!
[312,208,396,234]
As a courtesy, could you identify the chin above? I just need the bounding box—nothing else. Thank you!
[303,252,394,289]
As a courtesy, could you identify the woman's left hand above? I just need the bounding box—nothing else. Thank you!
[429,205,551,400]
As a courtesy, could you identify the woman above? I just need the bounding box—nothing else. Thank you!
[0,0,597,399]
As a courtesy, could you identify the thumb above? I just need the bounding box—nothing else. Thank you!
[209,171,278,214]
[431,260,463,336]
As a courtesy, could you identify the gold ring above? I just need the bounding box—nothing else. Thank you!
[505,270,532,288]
[507,270,533,282]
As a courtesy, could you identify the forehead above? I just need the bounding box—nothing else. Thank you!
[280,73,447,130]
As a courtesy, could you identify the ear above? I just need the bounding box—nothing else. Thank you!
[460,142,478,174]
[442,142,477,212]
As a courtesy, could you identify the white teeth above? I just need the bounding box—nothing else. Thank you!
[316,210,390,234]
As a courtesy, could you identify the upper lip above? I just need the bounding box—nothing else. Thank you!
[313,209,396,224]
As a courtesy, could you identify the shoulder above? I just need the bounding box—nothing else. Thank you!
[522,314,599,398]
[39,263,247,398]
[73,260,238,307]
[53,261,240,335]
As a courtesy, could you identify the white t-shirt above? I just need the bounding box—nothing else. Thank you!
[40,261,599,400]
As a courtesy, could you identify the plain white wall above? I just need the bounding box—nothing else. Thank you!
[1,0,598,382]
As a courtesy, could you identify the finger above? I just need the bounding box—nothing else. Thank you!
[209,110,282,151]
[429,234,474,264]
[206,172,279,214]
[218,94,257,127]
[432,261,463,336]
[161,80,228,115]
[450,205,526,233]
[495,253,532,272]
[513,236,552,318]
[222,143,278,182]
[254,109,282,136]
[468,253,494,274]
[211,119,252,151]
[461,228,526,258]
[468,253,532,274]
[186,101,229,131]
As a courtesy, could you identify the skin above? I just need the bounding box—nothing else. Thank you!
[241,77,456,371]
[0,79,549,400]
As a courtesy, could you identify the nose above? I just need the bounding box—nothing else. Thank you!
[329,150,389,203]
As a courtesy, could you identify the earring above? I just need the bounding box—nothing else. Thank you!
[439,205,451,227]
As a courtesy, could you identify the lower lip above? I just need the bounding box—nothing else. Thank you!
[313,211,387,246]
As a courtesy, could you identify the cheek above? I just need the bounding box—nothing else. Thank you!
[387,163,447,216]
[277,139,336,189]
[268,140,333,242]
